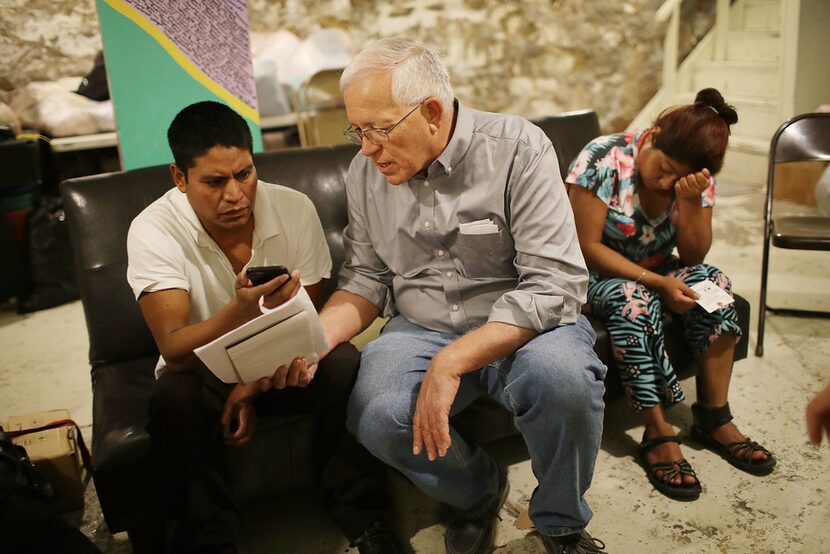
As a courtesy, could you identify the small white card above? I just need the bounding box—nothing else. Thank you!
[691,280,734,313]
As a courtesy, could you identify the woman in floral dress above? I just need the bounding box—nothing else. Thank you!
[566,88,774,500]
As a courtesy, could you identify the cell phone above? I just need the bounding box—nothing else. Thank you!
[246,265,289,286]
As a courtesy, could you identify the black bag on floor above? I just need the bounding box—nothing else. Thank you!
[0,427,100,553]
[18,194,79,313]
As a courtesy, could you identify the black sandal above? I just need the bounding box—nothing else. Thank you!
[639,433,702,501]
[690,402,776,476]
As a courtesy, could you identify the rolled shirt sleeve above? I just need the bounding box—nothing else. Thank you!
[487,140,588,332]
[338,158,397,316]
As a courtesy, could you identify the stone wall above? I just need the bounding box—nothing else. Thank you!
[0,0,716,133]
[0,0,102,103]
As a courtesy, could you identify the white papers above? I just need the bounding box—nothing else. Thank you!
[194,288,328,384]
[459,218,499,235]
[691,280,735,313]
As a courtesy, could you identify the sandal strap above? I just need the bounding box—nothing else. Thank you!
[726,438,772,463]
[692,402,734,432]
[640,433,682,452]
[649,461,681,481]
[649,459,700,486]
[676,459,699,479]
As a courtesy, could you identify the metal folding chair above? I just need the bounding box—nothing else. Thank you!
[756,112,830,356]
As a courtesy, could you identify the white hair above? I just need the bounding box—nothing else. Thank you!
[341,37,454,117]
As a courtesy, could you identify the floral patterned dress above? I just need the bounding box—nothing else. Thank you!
[567,131,742,411]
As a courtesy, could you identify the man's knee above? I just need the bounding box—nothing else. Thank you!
[149,370,227,432]
[315,342,361,393]
[346,384,414,456]
[151,371,202,415]
[511,334,605,415]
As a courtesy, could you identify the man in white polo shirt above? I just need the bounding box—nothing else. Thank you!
[126,101,396,553]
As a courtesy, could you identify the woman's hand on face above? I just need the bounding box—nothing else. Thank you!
[656,276,698,313]
[675,168,710,200]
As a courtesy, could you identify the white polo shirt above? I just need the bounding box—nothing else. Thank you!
[127,181,332,376]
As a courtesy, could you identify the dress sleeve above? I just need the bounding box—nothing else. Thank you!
[565,135,618,207]
[701,175,716,208]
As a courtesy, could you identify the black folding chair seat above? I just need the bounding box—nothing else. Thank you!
[772,216,830,249]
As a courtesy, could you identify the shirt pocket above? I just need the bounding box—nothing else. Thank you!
[453,230,511,278]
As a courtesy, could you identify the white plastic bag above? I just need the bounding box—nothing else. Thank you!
[10,80,115,137]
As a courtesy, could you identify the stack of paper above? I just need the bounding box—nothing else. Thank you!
[194,288,328,384]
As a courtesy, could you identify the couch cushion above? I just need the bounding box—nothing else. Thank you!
[91,356,157,470]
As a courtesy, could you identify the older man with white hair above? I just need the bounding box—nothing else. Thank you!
[318,38,607,554]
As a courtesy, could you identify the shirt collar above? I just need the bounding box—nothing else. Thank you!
[425,99,474,180]
[631,129,647,182]
[250,181,281,247]
[169,189,212,247]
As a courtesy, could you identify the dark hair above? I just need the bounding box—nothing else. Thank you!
[651,88,738,175]
[167,101,253,171]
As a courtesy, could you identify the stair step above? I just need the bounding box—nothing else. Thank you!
[727,30,780,61]
[731,97,782,141]
[667,93,781,142]
[728,135,770,154]
[731,0,781,32]
[692,61,779,100]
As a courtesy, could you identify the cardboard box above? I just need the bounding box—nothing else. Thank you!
[6,409,85,512]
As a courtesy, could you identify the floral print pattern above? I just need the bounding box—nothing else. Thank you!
[567,131,715,270]
[568,132,740,412]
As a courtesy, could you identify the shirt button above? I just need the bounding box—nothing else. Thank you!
[446,165,452,174]
[451,304,459,311]
[424,221,431,229]
[437,250,445,256]
[424,180,430,187]
[446,271,453,277]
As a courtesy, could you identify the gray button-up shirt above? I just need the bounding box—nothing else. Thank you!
[338,101,588,335]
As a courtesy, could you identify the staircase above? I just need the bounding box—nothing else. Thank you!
[628,0,799,186]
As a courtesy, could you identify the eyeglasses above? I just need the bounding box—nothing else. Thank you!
[343,100,426,146]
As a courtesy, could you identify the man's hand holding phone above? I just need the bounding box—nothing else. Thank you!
[238,265,302,311]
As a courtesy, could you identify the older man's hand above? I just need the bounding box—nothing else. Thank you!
[412,360,461,461]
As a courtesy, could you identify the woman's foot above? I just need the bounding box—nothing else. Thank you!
[691,402,776,475]
[708,421,770,463]
[640,423,702,500]
[643,423,698,487]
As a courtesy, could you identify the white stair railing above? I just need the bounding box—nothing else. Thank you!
[629,0,728,130]
[656,0,730,98]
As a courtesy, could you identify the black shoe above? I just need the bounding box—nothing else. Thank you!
[351,521,400,554]
[539,530,607,554]
[444,468,509,554]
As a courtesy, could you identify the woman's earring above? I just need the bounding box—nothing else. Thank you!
[429,124,438,134]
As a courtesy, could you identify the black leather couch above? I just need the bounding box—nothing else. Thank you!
[60,110,749,551]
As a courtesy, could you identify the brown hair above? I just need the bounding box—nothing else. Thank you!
[651,88,738,174]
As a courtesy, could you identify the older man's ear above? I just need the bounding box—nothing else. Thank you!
[424,97,445,125]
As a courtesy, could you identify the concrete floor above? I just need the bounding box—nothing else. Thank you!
[1,180,829,553]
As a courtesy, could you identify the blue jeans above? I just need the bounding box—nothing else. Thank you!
[346,315,606,537]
